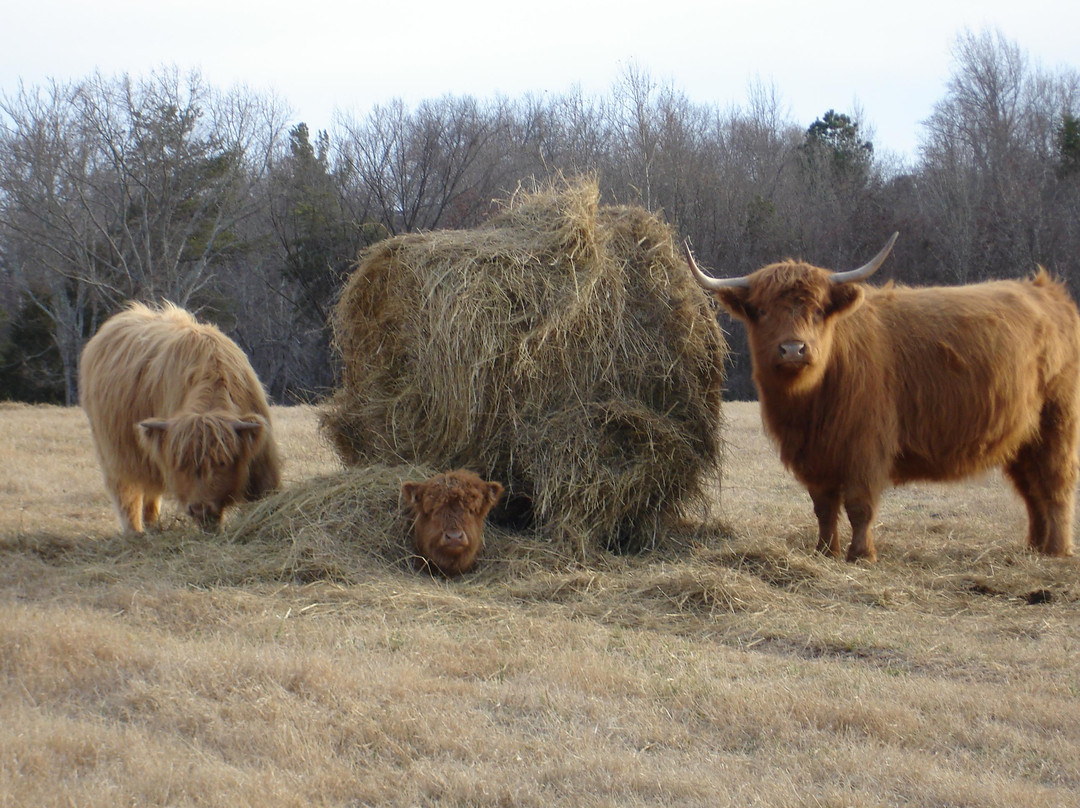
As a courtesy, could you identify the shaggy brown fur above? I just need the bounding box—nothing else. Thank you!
[698,245,1080,562]
[402,470,504,576]
[79,302,281,532]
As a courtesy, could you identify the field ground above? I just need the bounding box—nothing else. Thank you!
[1,401,1079,807]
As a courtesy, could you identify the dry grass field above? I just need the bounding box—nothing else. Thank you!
[1,401,1079,807]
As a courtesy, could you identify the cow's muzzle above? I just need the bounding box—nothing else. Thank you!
[777,340,809,367]
[188,503,223,530]
[439,529,469,550]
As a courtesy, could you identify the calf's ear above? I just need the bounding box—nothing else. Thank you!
[473,480,504,518]
[401,482,422,508]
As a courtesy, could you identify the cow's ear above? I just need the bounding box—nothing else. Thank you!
[137,419,171,453]
[232,414,268,450]
[485,481,504,508]
[138,419,170,439]
[826,284,864,319]
[714,288,758,322]
[401,482,422,508]
[227,416,267,460]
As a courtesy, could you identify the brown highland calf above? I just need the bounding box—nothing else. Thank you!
[402,469,504,575]
[80,302,281,532]
[686,234,1080,561]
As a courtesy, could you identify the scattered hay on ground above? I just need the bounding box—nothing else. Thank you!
[223,464,590,583]
[321,179,727,556]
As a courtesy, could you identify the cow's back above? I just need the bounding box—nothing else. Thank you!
[876,273,1080,482]
[80,302,272,482]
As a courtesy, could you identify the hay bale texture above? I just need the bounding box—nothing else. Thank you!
[321,180,727,554]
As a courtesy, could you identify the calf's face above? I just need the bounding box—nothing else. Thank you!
[402,470,504,576]
[138,412,268,528]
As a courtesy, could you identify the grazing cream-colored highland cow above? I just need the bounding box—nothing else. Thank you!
[80,302,281,532]
[402,469,504,576]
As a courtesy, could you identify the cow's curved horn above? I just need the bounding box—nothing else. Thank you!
[683,240,751,290]
[829,232,899,284]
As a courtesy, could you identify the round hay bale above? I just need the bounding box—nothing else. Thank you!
[321,179,727,554]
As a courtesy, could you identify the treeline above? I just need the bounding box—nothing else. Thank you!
[1,28,1078,403]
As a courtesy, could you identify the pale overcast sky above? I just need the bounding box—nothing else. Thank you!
[1,0,1077,160]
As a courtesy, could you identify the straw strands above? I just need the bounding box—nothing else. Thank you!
[320,179,727,555]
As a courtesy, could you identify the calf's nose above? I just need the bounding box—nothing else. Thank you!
[441,529,468,548]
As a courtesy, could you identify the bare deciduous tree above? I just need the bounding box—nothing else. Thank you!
[2,31,1077,404]
[335,96,511,235]
[0,68,289,401]
[920,29,1080,282]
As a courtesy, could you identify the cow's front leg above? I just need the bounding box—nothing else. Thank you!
[844,494,878,562]
[142,494,162,530]
[809,486,843,558]
[110,478,145,534]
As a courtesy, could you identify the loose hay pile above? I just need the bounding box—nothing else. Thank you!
[225,463,465,580]
[224,463,583,582]
[321,180,727,555]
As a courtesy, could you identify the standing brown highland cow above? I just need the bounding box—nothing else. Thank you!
[80,302,281,532]
[686,234,1080,561]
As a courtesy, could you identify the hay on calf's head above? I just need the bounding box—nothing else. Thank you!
[321,179,727,554]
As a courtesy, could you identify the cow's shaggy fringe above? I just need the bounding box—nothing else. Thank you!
[320,179,728,555]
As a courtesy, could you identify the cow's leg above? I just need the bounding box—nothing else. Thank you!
[1012,400,1079,556]
[1005,451,1050,552]
[1039,399,1078,557]
[844,490,878,563]
[1044,472,1078,557]
[109,477,145,534]
[809,486,843,558]
[142,495,162,530]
